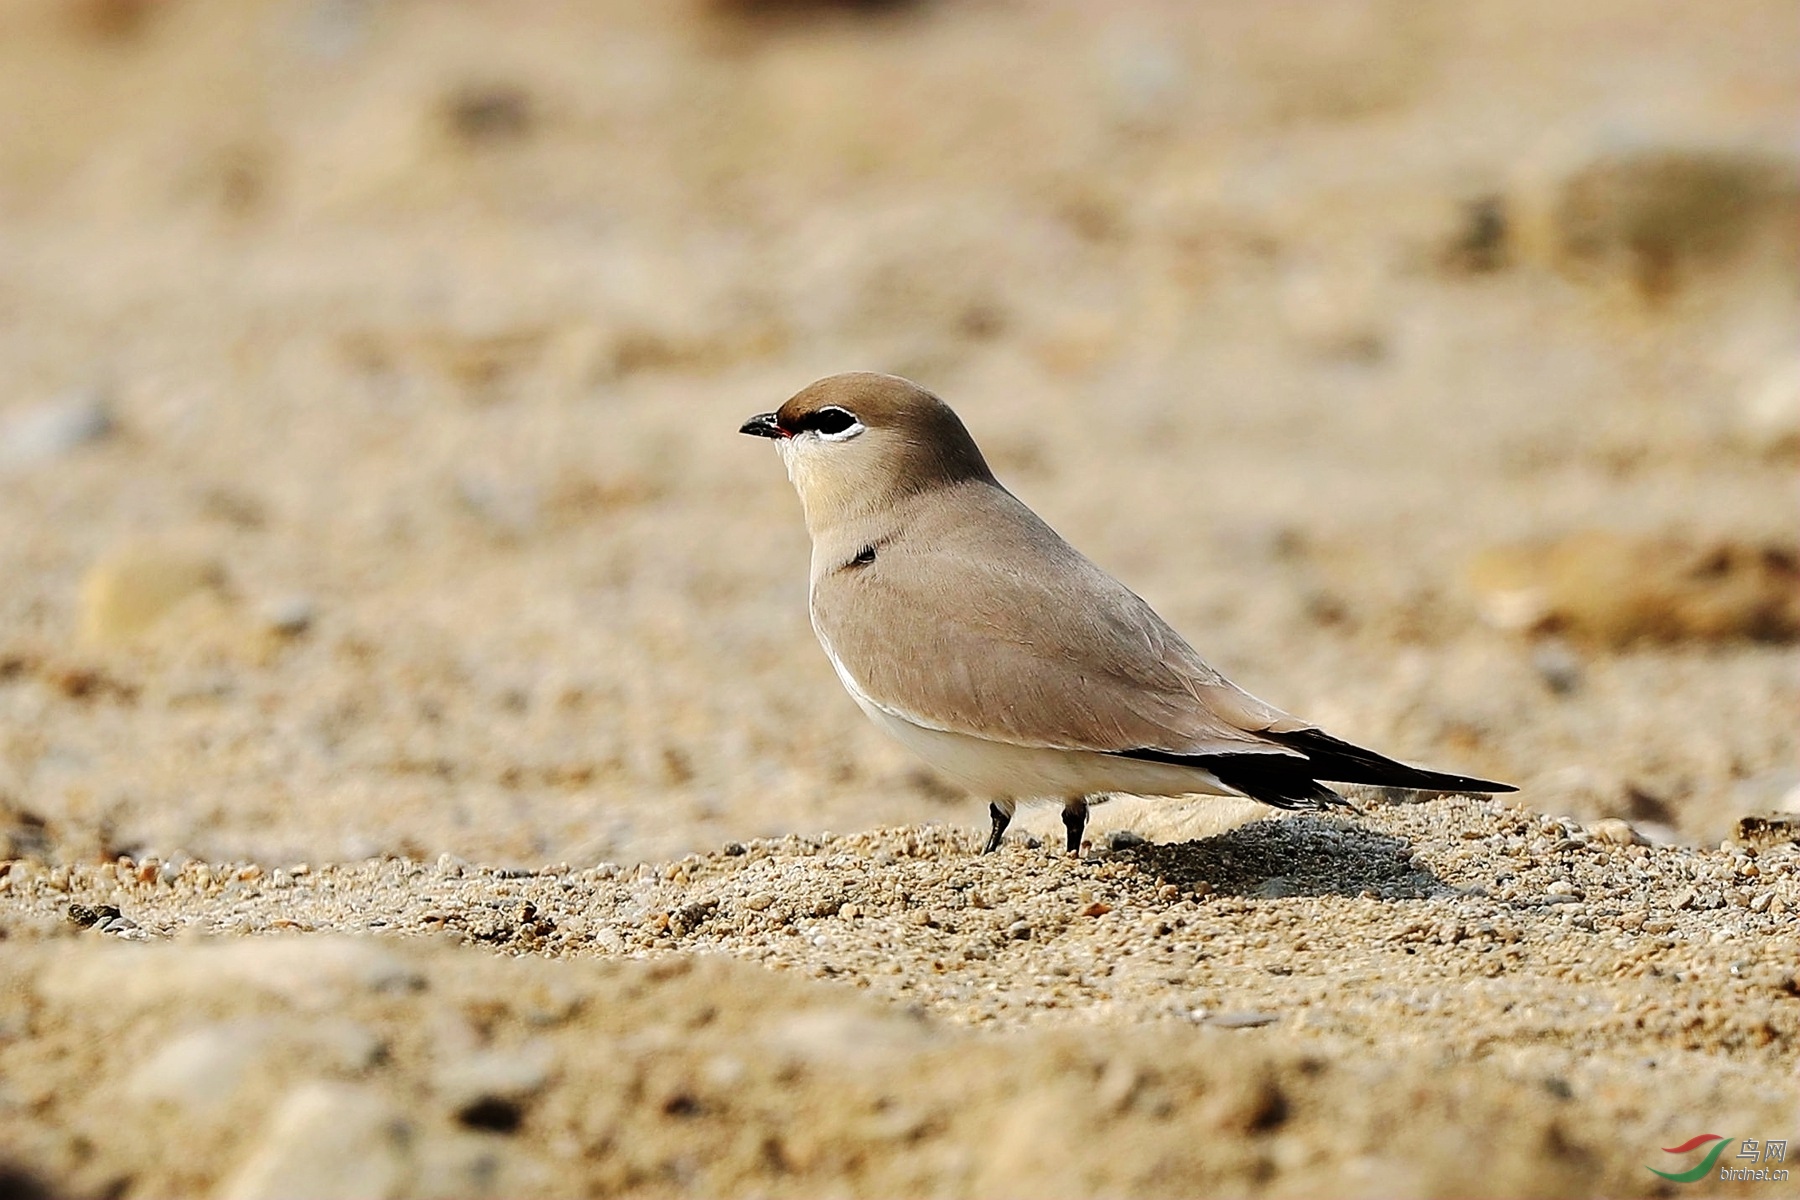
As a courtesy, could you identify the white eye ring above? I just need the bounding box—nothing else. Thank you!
[814,408,865,442]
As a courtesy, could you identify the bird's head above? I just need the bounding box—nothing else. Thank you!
[740,372,994,530]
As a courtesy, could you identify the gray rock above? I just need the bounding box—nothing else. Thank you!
[261,595,317,636]
[1530,640,1584,696]
[1203,1010,1282,1029]
[213,1082,411,1200]
[454,474,541,540]
[127,1020,277,1115]
[0,388,113,471]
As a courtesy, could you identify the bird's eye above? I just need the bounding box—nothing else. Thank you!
[809,407,861,438]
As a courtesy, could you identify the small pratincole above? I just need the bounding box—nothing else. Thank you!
[741,372,1515,855]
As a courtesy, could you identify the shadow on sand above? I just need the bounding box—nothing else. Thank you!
[1116,814,1447,900]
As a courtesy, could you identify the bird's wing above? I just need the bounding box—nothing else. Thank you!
[808,482,1307,758]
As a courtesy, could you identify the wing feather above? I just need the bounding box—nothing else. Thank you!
[808,483,1304,759]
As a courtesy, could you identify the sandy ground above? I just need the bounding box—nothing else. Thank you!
[0,0,1797,1195]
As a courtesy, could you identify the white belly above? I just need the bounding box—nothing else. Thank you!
[849,689,1242,802]
[810,604,1248,802]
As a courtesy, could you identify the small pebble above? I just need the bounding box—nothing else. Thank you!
[262,596,317,637]
[0,388,113,471]
[1203,1011,1280,1029]
[1530,640,1584,695]
[1587,819,1645,847]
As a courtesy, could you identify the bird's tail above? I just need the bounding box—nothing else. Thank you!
[1124,727,1516,811]
[1263,727,1515,793]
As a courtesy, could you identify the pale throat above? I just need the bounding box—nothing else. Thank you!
[780,442,876,542]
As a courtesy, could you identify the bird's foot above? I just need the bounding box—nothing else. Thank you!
[1062,798,1091,857]
[982,802,1012,854]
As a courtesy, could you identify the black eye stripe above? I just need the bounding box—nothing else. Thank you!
[799,406,858,435]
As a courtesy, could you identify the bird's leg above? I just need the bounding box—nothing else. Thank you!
[1062,797,1091,856]
[983,802,1012,854]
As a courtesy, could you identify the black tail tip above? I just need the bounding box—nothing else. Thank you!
[1449,777,1518,794]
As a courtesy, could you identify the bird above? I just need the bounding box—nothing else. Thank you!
[740,372,1515,855]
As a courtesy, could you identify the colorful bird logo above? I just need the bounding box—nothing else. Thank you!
[1649,1134,1737,1183]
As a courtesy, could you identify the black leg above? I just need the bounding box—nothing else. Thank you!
[983,803,1012,854]
[1062,798,1090,856]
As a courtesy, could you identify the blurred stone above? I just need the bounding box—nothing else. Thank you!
[190,140,277,218]
[1278,262,1386,362]
[0,804,52,861]
[454,475,542,541]
[198,487,269,529]
[435,1040,558,1126]
[1440,194,1511,274]
[214,1082,411,1200]
[127,1021,276,1114]
[261,595,317,637]
[1735,356,1800,456]
[39,937,423,1013]
[1529,639,1583,695]
[1517,145,1799,299]
[763,1008,934,1069]
[442,83,534,145]
[128,1018,386,1120]
[1097,28,1184,132]
[0,389,113,472]
[80,547,227,646]
[1468,532,1800,646]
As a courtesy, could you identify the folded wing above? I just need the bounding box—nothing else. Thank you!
[811,481,1515,808]
[810,482,1306,760]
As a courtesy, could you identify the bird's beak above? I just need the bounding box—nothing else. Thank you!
[739,412,787,439]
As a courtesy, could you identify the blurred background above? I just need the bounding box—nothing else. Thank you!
[0,0,1794,868]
